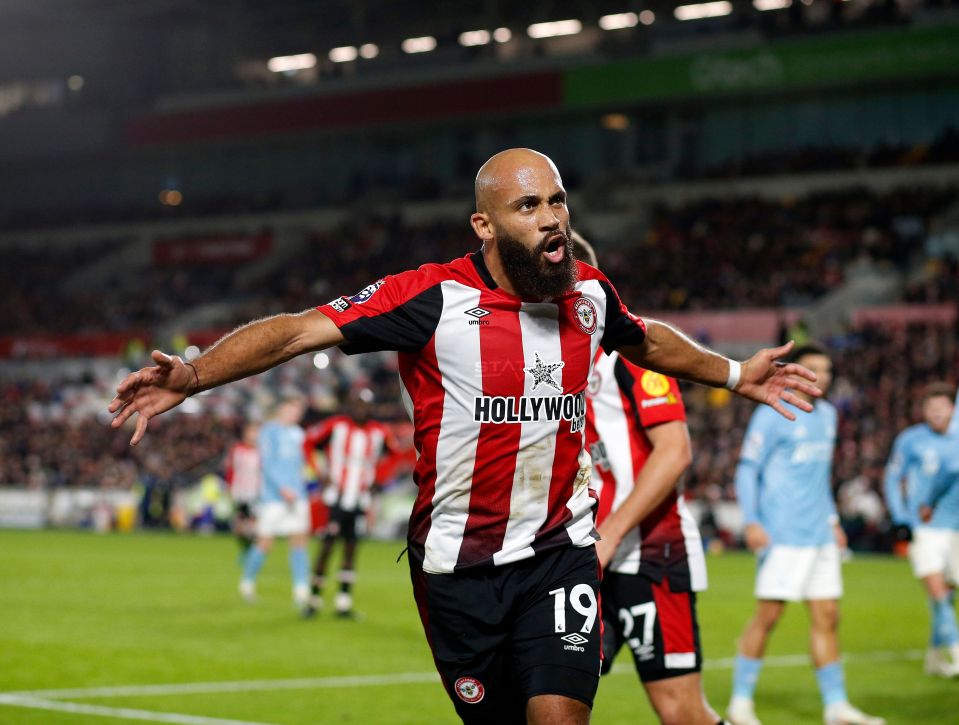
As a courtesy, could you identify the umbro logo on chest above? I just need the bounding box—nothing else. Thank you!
[464,307,491,326]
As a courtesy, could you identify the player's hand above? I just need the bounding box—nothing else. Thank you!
[108,350,195,446]
[280,488,298,505]
[734,341,821,421]
[595,533,619,570]
[919,505,933,523]
[833,522,848,550]
[892,523,913,542]
[744,522,769,552]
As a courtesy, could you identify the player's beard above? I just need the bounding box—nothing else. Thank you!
[497,227,577,299]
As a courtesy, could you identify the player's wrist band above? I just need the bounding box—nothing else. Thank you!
[724,359,742,390]
[185,361,201,397]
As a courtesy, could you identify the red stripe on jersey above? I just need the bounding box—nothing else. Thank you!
[535,298,594,549]
[404,339,444,550]
[457,293,524,567]
[641,493,688,567]
[651,577,695,655]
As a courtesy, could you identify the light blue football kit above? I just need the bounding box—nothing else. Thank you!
[732,399,851,710]
[241,421,309,596]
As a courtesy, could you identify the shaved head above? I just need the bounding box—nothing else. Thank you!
[469,148,575,298]
[475,148,562,213]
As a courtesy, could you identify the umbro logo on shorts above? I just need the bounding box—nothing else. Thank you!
[561,632,588,652]
[464,307,491,326]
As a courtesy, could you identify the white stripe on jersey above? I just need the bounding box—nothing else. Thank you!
[324,424,348,506]
[590,351,641,573]
[678,496,708,591]
[423,281,484,573]
[493,301,563,566]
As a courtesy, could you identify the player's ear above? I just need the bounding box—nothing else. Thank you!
[470,211,494,242]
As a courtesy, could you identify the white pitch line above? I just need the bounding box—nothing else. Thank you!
[0,695,276,725]
[0,649,923,702]
[4,671,441,700]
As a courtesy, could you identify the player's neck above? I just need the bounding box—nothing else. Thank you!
[481,245,519,296]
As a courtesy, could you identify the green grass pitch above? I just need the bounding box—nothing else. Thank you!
[0,529,955,724]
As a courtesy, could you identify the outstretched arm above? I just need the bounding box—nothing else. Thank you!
[618,319,820,420]
[109,309,343,445]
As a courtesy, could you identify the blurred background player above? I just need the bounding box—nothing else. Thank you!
[728,344,884,725]
[302,389,397,617]
[239,396,311,612]
[224,422,261,557]
[884,383,959,677]
[574,233,723,725]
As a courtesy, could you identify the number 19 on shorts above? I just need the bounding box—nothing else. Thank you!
[549,585,598,634]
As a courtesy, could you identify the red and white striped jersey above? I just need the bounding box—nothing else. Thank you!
[317,251,647,574]
[585,351,707,592]
[304,416,392,511]
[224,442,261,504]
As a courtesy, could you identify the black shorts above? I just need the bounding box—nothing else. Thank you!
[600,571,702,682]
[324,505,363,541]
[409,545,602,724]
[235,502,253,520]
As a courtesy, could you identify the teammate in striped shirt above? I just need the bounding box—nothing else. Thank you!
[224,422,261,555]
[884,383,959,677]
[303,391,397,617]
[109,148,820,725]
[574,235,722,725]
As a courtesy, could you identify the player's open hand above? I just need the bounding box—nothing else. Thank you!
[108,350,195,446]
[734,341,821,420]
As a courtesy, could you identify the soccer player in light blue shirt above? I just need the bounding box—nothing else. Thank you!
[728,344,884,725]
[885,383,959,677]
[239,396,312,613]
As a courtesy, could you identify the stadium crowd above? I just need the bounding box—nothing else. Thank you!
[2,185,956,338]
[2,312,955,552]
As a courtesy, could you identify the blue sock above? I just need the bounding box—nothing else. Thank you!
[815,661,847,706]
[933,596,959,647]
[732,655,763,700]
[242,546,267,583]
[289,547,309,590]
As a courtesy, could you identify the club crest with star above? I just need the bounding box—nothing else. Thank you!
[524,352,565,393]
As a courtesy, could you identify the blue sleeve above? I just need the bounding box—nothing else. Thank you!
[827,407,839,522]
[735,407,775,525]
[883,433,911,525]
[924,455,958,509]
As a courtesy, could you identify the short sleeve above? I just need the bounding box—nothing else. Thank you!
[616,359,687,428]
[597,277,646,353]
[317,267,443,354]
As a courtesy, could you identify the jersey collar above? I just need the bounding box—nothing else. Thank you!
[470,250,498,291]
